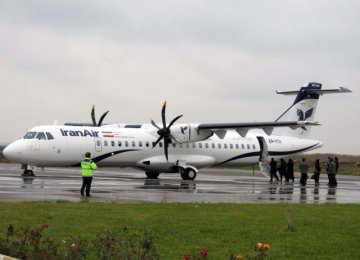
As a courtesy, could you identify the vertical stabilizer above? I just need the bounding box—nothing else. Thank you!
[273,82,322,138]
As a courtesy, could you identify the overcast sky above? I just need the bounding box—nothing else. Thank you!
[0,1,359,155]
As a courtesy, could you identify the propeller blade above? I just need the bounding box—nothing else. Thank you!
[161,101,167,129]
[168,114,183,129]
[98,111,109,127]
[91,105,96,126]
[151,119,161,130]
[152,136,163,148]
[151,101,183,162]
[164,140,169,162]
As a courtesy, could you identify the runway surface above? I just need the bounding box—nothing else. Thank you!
[0,163,359,203]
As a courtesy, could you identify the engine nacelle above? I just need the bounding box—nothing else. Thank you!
[170,124,213,143]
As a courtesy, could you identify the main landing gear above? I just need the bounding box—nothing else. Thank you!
[180,168,197,180]
[144,167,198,180]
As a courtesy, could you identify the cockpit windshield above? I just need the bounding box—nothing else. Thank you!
[36,132,46,140]
[46,132,54,140]
[23,132,37,139]
[23,131,55,140]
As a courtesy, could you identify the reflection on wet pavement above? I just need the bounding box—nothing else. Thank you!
[0,164,359,204]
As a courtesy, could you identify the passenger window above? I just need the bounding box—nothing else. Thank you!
[139,141,142,147]
[132,141,136,147]
[159,142,163,147]
[111,141,115,147]
[218,143,221,149]
[224,144,228,149]
[172,143,176,148]
[192,143,196,148]
[46,132,54,140]
[205,143,209,148]
[235,144,239,149]
[199,143,202,148]
[24,132,37,139]
[252,144,256,149]
[118,141,122,147]
[146,141,149,147]
[104,140,108,146]
[179,143,183,148]
[186,143,190,148]
[230,144,233,149]
[125,141,129,147]
[241,144,245,149]
[247,144,250,149]
[211,143,215,149]
[36,132,46,140]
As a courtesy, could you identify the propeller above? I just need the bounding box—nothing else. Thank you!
[151,101,183,162]
[91,105,109,127]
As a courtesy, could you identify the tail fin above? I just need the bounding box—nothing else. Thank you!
[272,82,351,138]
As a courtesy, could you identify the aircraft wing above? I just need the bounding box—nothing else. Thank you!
[197,121,320,138]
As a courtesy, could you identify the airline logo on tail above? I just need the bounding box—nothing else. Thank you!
[297,108,314,130]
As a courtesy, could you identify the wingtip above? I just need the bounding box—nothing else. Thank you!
[339,86,352,93]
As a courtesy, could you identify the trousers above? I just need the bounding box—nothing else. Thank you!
[81,176,93,196]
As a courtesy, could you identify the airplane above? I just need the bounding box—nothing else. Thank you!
[3,82,351,180]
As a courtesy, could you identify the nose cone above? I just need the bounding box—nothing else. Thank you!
[3,144,15,161]
[3,142,22,162]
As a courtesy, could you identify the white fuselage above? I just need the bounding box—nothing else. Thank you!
[4,124,322,173]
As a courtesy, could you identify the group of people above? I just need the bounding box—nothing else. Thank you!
[269,157,339,187]
[269,158,295,183]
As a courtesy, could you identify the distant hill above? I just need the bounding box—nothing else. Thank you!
[292,153,360,164]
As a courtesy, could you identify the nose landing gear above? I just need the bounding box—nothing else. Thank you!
[21,164,35,176]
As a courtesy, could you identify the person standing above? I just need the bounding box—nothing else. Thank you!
[328,157,337,187]
[287,159,295,182]
[81,152,97,197]
[299,158,309,186]
[334,157,339,186]
[326,157,331,185]
[279,158,287,182]
[269,158,279,182]
[313,159,321,186]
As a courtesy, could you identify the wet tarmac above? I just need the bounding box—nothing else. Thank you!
[0,163,359,204]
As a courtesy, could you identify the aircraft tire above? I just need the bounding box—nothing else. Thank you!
[180,172,188,180]
[145,171,159,179]
[22,170,34,176]
[181,168,197,180]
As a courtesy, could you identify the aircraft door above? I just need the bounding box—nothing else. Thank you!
[256,136,268,162]
[95,138,102,152]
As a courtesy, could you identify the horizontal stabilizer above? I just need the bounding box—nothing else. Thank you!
[276,87,351,95]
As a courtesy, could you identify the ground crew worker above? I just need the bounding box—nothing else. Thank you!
[80,152,97,197]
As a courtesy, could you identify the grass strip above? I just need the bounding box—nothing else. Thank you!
[0,202,359,259]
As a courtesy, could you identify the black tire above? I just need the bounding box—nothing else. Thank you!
[22,170,34,176]
[145,171,160,179]
[181,172,188,180]
[181,168,197,180]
